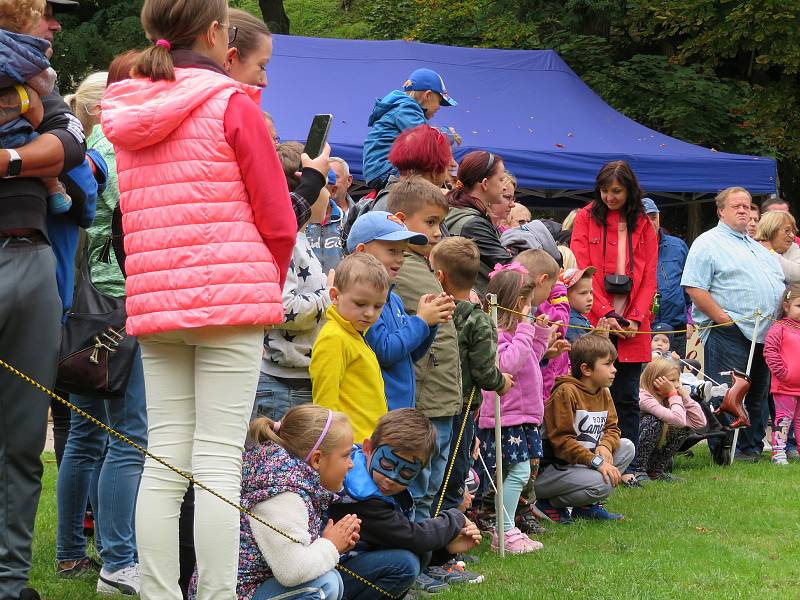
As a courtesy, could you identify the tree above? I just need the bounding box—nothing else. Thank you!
[259,0,290,34]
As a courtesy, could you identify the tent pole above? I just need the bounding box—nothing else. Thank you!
[488,293,505,557]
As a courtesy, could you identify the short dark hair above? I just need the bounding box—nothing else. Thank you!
[275,141,303,191]
[592,160,643,232]
[334,253,390,294]
[387,175,449,218]
[570,334,617,378]
[429,236,480,291]
[761,196,791,212]
[370,408,437,465]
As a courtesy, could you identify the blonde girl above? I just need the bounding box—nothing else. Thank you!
[633,359,706,483]
[189,405,358,600]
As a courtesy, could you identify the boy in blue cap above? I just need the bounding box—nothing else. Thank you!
[349,210,456,410]
[362,68,458,190]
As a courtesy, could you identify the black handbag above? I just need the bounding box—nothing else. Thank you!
[57,243,138,400]
[602,225,634,295]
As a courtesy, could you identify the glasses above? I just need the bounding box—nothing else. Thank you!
[227,25,238,45]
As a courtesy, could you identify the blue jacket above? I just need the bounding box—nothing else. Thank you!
[306,199,345,273]
[657,230,690,328]
[362,90,427,184]
[566,308,592,343]
[366,287,436,410]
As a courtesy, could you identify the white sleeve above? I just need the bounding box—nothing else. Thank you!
[250,492,340,587]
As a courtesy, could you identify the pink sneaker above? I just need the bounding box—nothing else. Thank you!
[490,527,543,554]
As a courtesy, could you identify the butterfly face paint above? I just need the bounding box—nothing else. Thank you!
[369,444,422,486]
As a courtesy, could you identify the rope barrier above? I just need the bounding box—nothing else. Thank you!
[0,357,402,599]
[433,386,476,517]
[493,305,762,336]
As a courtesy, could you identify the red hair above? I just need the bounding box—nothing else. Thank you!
[108,50,142,85]
[388,124,452,176]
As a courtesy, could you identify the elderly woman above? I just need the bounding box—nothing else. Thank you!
[755,211,800,283]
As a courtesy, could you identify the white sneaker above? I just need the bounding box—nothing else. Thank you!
[97,564,140,595]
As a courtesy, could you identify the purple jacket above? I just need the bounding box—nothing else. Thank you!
[537,283,571,400]
[479,321,549,428]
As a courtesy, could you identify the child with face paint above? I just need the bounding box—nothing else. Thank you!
[329,409,482,598]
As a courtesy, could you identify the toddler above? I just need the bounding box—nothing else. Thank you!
[763,284,800,465]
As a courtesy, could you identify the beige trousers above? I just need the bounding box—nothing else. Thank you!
[135,325,264,600]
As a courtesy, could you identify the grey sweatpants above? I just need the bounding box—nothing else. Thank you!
[0,240,61,600]
[534,438,635,509]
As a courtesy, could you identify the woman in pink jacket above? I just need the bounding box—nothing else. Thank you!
[101,1,295,597]
[633,359,706,484]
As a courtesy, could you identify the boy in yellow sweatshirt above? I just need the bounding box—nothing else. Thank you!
[311,253,390,441]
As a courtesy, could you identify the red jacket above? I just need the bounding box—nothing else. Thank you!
[571,205,658,363]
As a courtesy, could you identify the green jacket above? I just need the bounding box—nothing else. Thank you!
[393,251,462,418]
[86,124,125,297]
[453,300,505,412]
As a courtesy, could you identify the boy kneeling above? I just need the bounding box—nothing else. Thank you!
[330,409,481,598]
[534,334,635,523]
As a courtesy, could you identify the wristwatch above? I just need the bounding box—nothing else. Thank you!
[590,455,605,470]
[4,149,22,178]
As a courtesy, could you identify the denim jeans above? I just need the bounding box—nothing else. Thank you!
[340,550,419,600]
[608,361,643,473]
[409,416,454,521]
[252,372,313,421]
[253,570,343,600]
[704,325,770,455]
[56,349,147,572]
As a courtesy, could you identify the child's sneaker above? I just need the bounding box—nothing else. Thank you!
[490,527,543,554]
[454,552,480,566]
[647,471,685,483]
[96,564,140,595]
[441,559,484,584]
[516,504,547,535]
[47,192,72,215]
[534,498,573,525]
[571,503,624,521]
[772,450,789,465]
[413,572,449,594]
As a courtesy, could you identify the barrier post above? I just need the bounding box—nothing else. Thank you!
[487,293,504,557]
[730,310,763,465]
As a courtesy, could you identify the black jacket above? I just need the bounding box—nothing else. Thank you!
[445,206,511,294]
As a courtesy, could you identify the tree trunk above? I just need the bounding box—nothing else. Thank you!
[259,0,290,34]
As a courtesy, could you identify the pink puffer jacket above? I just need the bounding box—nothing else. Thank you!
[102,68,285,336]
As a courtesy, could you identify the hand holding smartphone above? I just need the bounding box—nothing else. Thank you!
[303,114,333,159]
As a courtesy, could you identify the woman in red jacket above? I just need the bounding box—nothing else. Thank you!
[571,160,658,486]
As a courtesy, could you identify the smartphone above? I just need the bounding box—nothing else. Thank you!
[303,114,333,159]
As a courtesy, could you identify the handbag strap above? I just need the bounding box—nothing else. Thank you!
[602,222,634,277]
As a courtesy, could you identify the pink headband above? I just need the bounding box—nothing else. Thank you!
[305,410,334,463]
[488,262,528,281]
[155,39,171,51]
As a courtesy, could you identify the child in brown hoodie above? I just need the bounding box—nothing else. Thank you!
[534,334,635,523]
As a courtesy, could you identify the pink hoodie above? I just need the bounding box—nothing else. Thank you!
[638,388,706,429]
[102,67,292,336]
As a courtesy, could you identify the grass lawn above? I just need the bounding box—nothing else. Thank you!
[28,446,800,599]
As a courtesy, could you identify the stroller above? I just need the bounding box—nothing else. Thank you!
[676,360,751,466]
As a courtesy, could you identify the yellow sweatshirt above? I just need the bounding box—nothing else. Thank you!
[311,305,387,442]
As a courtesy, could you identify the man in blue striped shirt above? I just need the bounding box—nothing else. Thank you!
[681,186,784,461]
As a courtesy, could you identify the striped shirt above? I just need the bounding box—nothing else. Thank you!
[681,221,784,343]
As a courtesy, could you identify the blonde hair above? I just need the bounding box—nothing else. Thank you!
[504,170,517,189]
[561,208,579,231]
[754,210,797,243]
[558,245,577,269]
[134,0,228,81]
[640,359,680,405]
[65,72,108,134]
[715,186,751,210]
[0,0,44,33]
[249,405,351,460]
[778,283,800,319]
[334,253,390,294]
[515,248,560,281]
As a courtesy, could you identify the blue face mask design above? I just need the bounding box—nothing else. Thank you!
[369,444,422,486]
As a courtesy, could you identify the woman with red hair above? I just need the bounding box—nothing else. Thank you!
[341,124,454,249]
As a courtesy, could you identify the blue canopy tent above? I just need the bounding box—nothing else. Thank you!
[262,35,777,206]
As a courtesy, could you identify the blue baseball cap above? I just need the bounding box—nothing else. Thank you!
[347,211,428,253]
[403,68,457,107]
[641,197,659,214]
[327,169,336,186]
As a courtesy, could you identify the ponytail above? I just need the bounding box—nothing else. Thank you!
[133,0,227,82]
